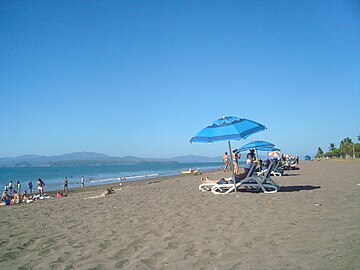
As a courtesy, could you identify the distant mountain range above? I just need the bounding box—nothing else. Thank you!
[0,152,222,167]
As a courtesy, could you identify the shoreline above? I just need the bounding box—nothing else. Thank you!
[45,170,216,196]
[0,163,222,194]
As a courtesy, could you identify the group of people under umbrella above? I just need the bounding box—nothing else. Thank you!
[222,140,281,174]
[189,116,287,193]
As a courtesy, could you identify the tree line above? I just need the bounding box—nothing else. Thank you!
[315,135,360,159]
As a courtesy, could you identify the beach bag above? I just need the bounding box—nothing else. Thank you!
[56,193,64,198]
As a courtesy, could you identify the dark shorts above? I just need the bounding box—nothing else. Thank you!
[217,178,228,184]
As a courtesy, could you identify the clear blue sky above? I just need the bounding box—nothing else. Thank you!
[1,1,359,159]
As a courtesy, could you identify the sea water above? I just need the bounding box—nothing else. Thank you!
[0,162,222,192]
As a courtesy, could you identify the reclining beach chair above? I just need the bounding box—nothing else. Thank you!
[282,160,299,170]
[199,163,258,192]
[212,161,279,194]
[198,176,232,192]
[208,162,258,194]
[257,160,283,177]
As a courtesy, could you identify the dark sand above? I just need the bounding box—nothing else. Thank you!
[1,160,359,269]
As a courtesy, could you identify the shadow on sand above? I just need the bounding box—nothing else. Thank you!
[279,185,321,192]
[282,173,301,177]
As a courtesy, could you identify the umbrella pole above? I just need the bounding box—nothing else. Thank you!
[228,141,237,193]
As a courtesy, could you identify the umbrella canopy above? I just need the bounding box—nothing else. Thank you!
[269,151,281,157]
[252,146,281,152]
[189,116,267,144]
[236,140,275,152]
[189,116,267,193]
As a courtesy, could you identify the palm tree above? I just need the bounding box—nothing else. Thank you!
[340,137,353,157]
[329,143,336,152]
[315,147,324,158]
[340,137,352,148]
[358,134,360,142]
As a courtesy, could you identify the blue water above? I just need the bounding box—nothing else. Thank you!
[0,162,222,192]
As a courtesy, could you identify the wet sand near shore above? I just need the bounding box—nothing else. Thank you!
[1,160,359,269]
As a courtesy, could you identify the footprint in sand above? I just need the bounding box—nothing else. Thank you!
[244,241,253,248]
[99,239,110,250]
[115,259,129,269]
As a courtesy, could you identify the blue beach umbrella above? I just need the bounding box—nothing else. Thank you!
[237,141,280,160]
[189,117,267,144]
[254,146,281,152]
[236,140,275,152]
[189,116,267,192]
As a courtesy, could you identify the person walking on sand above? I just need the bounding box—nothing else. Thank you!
[81,176,85,188]
[28,180,33,194]
[64,177,69,192]
[223,152,230,172]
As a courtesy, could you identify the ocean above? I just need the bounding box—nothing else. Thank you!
[0,162,222,192]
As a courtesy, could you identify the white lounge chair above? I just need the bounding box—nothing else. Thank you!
[199,176,232,192]
[199,163,258,192]
[257,160,283,177]
[212,161,279,194]
[208,163,258,194]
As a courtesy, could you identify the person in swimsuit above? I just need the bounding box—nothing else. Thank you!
[0,192,11,206]
[233,150,240,174]
[64,177,69,192]
[223,152,230,172]
[11,191,20,204]
[37,178,45,196]
[81,176,85,188]
[8,181,13,195]
[201,168,250,184]
[3,184,8,193]
[201,177,228,184]
[28,180,33,194]
[17,181,21,194]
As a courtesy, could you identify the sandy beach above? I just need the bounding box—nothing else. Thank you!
[1,160,359,270]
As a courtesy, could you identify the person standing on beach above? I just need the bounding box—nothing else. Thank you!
[233,150,240,174]
[64,177,69,192]
[28,180,33,194]
[223,152,230,172]
[8,181,13,195]
[3,183,9,194]
[81,176,85,188]
[37,178,45,195]
[245,149,256,173]
[17,181,21,194]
